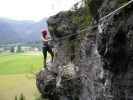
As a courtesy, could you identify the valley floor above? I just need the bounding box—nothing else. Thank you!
[0,52,49,100]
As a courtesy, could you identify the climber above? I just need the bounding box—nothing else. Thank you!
[41,29,54,68]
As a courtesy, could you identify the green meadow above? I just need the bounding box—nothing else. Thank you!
[0,52,45,100]
[0,52,43,75]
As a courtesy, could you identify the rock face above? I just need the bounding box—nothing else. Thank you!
[95,0,133,99]
[36,10,103,100]
[36,0,133,100]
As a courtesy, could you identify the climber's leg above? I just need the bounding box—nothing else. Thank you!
[42,46,48,67]
[47,45,54,63]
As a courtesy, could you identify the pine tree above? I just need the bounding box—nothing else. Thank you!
[19,93,26,100]
[14,95,17,100]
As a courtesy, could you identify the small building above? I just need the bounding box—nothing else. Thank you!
[21,46,31,52]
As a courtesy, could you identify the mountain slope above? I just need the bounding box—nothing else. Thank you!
[0,20,21,43]
[0,18,47,43]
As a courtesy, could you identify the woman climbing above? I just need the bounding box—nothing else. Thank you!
[41,29,54,68]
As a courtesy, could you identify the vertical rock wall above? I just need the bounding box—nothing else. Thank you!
[36,0,133,100]
[36,10,104,100]
[95,0,133,99]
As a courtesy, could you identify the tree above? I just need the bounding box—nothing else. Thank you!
[71,0,92,29]
[14,95,17,100]
[19,93,26,100]
[10,46,15,53]
[17,45,21,53]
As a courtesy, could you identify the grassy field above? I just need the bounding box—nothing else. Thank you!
[0,52,43,75]
[0,52,46,100]
[0,74,40,100]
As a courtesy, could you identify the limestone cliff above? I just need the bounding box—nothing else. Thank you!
[36,10,103,100]
[36,0,133,100]
[96,0,133,99]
